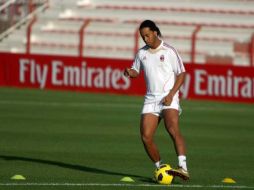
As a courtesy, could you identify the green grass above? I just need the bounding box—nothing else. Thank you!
[0,87,254,190]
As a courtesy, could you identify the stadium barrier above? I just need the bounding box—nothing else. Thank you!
[0,52,253,103]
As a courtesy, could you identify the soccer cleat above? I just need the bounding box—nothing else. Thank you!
[167,167,190,180]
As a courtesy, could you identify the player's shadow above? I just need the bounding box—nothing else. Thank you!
[0,155,153,183]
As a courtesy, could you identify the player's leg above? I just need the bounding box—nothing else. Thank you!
[140,113,161,168]
[163,109,186,156]
[163,108,189,180]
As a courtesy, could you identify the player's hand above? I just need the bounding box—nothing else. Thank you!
[124,68,131,77]
[163,93,173,106]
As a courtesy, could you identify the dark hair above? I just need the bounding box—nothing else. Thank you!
[139,20,162,37]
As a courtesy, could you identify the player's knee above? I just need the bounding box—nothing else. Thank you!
[167,127,182,140]
[167,127,176,138]
[141,133,153,144]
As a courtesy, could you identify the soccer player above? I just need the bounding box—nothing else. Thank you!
[124,20,189,180]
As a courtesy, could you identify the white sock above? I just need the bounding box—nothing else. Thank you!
[178,155,187,171]
[155,160,162,169]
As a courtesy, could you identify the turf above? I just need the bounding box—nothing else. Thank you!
[0,87,254,190]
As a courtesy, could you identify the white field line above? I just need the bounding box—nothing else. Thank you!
[0,100,252,112]
[0,183,254,189]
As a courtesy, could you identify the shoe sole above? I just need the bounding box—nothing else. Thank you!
[167,170,190,181]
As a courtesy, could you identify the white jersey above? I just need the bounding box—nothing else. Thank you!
[131,41,185,103]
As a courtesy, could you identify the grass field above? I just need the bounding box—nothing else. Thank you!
[0,87,254,190]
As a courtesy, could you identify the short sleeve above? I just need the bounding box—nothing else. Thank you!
[131,52,142,74]
[171,49,185,75]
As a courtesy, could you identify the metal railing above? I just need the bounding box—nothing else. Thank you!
[0,0,48,40]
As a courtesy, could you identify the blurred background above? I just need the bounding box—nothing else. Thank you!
[0,0,254,65]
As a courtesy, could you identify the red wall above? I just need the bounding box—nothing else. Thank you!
[0,53,254,103]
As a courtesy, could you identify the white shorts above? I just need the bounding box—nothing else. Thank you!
[141,95,181,117]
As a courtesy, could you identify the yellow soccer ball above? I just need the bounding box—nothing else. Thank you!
[154,164,174,185]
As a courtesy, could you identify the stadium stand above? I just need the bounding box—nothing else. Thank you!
[0,0,254,65]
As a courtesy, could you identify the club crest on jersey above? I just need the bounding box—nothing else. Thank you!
[142,56,146,61]
[160,55,165,62]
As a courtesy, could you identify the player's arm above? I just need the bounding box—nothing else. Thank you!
[169,72,186,96]
[124,68,139,78]
[163,72,186,106]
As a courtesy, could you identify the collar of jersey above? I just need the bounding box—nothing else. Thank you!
[148,40,163,53]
